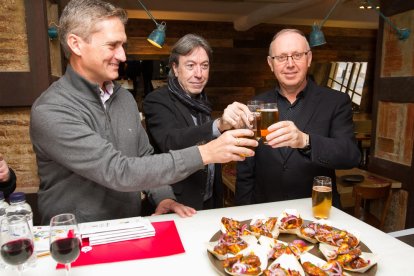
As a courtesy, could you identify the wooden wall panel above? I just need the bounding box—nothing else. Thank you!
[369,1,414,228]
[0,0,51,107]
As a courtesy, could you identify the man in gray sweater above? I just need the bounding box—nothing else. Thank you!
[30,0,256,224]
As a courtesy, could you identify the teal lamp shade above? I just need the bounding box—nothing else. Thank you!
[309,24,326,48]
[48,26,58,40]
[147,22,166,48]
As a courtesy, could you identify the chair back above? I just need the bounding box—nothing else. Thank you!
[353,183,392,229]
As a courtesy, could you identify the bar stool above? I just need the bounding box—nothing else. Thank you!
[353,183,392,230]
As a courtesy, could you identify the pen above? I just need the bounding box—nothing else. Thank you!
[37,251,51,258]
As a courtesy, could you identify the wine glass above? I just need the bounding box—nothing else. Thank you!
[49,213,82,276]
[0,215,34,275]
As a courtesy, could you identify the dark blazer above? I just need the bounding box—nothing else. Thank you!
[143,86,223,210]
[235,79,361,207]
[1,168,16,198]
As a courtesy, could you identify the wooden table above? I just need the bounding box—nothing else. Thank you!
[336,167,405,231]
[336,167,402,208]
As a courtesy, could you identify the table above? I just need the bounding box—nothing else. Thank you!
[2,198,414,275]
[336,168,405,231]
[389,228,414,247]
[336,167,402,208]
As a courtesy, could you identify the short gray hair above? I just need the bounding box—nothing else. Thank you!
[59,0,127,59]
[168,34,213,78]
[269,29,310,55]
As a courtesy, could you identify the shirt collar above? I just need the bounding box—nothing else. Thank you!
[100,81,114,96]
[276,80,308,106]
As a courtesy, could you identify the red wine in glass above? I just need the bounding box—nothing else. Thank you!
[50,237,81,264]
[0,238,34,266]
[49,213,82,276]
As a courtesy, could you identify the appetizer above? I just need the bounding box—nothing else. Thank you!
[315,228,359,248]
[319,243,378,273]
[223,246,268,276]
[264,254,304,276]
[221,217,252,236]
[300,252,345,276]
[207,234,258,260]
[224,254,262,275]
[250,216,279,238]
[277,209,303,234]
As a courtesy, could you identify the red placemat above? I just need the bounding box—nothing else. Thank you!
[57,220,184,268]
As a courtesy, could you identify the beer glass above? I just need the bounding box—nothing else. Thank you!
[247,100,263,141]
[312,176,332,219]
[247,100,264,112]
[258,103,278,144]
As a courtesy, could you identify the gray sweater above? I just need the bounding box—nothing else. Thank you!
[30,65,204,224]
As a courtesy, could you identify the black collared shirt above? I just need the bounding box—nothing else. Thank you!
[275,86,310,156]
[276,87,306,122]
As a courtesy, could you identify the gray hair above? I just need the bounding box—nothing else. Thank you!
[269,29,310,55]
[168,34,213,78]
[59,0,127,59]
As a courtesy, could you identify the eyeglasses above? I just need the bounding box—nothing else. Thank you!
[269,50,310,63]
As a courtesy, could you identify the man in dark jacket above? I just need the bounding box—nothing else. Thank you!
[144,34,252,217]
[0,154,16,197]
[236,29,360,207]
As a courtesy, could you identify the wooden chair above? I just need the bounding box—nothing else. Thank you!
[353,183,392,230]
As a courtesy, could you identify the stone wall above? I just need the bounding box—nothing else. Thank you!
[0,107,38,193]
[0,0,29,72]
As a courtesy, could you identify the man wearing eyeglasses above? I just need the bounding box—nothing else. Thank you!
[235,28,360,208]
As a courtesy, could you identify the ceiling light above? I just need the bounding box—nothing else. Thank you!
[309,0,342,47]
[137,0,166,48]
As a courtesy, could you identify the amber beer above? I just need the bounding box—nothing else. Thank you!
[312,176,332,219]
[258,104,278,143]
[252,112,261,141]
[238,113,260,157]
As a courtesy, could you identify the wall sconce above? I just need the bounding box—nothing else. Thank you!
[48,23,59,40]
[309,0,342,48]
[137,0,166,48]
[366,0,410,40]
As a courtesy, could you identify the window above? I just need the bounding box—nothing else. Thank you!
[327,62,367,107]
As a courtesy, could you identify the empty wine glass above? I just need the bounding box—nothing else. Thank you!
[49,213,82,276]
[0,215,34,275]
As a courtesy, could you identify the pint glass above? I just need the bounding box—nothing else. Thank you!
[258,103,278,143]
[247,100,263,141]
[312,176,332,219]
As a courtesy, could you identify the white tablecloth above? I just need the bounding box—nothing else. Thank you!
[1,198,413,275]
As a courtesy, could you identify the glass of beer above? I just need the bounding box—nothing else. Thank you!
[312,176,332,219]
[237,114,258,157]
[247,100,264,112]
[258,103,278,144]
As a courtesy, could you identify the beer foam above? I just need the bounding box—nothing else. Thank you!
[258,108,278,112]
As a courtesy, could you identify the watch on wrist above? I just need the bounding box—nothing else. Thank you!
[298,134,311,155]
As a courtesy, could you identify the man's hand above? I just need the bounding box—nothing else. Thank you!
[217,102,253,132]
[0,154,11,183]
[152,199,197,218]
[265,121,308,149]
[198,129,258,165]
